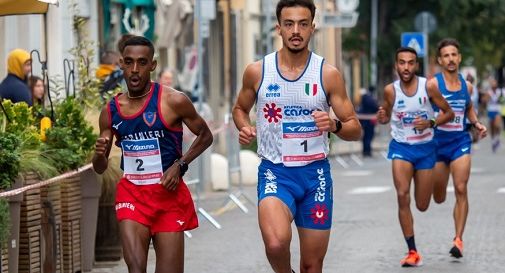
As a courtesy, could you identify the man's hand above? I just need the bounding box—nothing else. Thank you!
[413,116,431,130]
[376,106,388,124]
[160,164,181,191]
[474,122,488,139]
[239,126,256,145]
[312,110,333,132]
[95,137,110,157]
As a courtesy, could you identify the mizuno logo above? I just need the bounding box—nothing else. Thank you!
[443,94,453,99]
[125,144,156,150]
[112,121,123,130]
[461,147,469,152]
[176,220,185,226]
[286,126,300,131]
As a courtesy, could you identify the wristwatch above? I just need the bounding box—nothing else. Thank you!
[429,118,437,128]
[332,119,343,134]
[174,158,188,177]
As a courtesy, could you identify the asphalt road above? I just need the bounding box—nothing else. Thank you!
[91,136,505,273]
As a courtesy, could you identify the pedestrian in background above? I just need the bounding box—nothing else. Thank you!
[96,50,123,97]
[0,48,32,105]
[29,75,45,105]
[357,86,379,157]
[158,67,176,88]
[233,0,362,272]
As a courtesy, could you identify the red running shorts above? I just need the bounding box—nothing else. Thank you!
[115,177,198,234]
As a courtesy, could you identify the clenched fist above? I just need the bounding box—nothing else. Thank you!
[95,137,110,156]
[376,106,388,124]
[239,126,256,145]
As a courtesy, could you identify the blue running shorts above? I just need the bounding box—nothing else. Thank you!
[435,133,472,165]
[387,139,437,170]
[488,111,499,121]
[257,159,333,230]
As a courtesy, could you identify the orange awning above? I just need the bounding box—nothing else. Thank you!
[0,0,55,16]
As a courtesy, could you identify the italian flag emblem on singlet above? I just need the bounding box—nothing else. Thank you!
[305,83,318,96]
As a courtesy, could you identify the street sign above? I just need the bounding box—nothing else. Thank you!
[414,11,437,34]
[321,12,359,28]
[337,0,360,13]
[401,32,427,57]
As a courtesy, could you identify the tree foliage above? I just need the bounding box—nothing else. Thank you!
[342,0,505,88]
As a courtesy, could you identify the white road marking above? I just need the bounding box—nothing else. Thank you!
[341,170,374,177]
[348,186,391,194]
[470,167,485,174]
[497,188,505,194]
[447,186,454,193]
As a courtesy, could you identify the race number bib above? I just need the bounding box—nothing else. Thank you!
[437,110,465,131]
[281,121,326,167]
[121,139,163,185]
[401,111,432,143]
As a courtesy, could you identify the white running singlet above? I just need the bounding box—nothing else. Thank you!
[390,76,435,144]
[256,52,330,166]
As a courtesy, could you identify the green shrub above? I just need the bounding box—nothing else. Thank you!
[0,199,9,245]
[42,97,97,172]
[0,132,20,190]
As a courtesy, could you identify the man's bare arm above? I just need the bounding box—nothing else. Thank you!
[92,106,113,174]
[323,65,361,141]
[377,84,395,124]
[427,79,455,126]
[232,61,262,145]
[465,82,487,138]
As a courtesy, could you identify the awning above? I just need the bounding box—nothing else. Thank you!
[0,0,58,16]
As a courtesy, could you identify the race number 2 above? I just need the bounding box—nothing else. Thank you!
[121,138,164,185]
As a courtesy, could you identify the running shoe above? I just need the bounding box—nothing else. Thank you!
[450,237,464,258]
[400,250,423,267]
[492,139,500,153]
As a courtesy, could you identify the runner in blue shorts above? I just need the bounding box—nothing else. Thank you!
[377,47,454,267]
[483,78,502,152]
[429,38,487,259]
[232,1,362,272]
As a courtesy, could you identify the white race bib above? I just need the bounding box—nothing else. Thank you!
[121,139,163,185]
[401,111,433,143]
[281,121,326,166]
[437,110,465,131]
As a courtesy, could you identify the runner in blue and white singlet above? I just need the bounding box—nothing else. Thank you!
[484,78,504,152]
[256,51,330,167]
[254,51,333,230]
[432,73,472,164]
[232,3,362,271]
[429,38,486,260]
[388,76,437,170]
[377,47,455,266]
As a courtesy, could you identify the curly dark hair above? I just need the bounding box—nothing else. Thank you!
[276,0,316,23]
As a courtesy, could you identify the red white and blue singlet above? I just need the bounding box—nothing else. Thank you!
[108,82,183,185]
